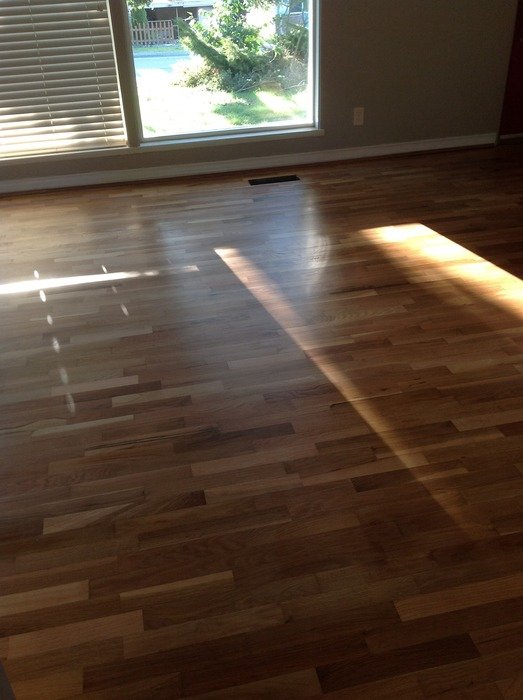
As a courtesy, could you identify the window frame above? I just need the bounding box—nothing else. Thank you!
[111,0,320,148]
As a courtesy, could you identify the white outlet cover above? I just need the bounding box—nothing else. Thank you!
[353,107,365,126]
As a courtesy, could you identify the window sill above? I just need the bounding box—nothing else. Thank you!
[1,126,324,167]
[139,126,324,152]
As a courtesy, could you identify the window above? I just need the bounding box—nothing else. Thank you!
[0,1,318,160]
[129,0,316,141]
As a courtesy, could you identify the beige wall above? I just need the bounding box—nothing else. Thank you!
[1,0,518,188]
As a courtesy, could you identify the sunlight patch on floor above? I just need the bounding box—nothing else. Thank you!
[215,245,407,455]
[363,224,523,318]
[0,270,159,295]
[215,231,519,533]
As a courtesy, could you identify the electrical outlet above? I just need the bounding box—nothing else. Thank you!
[353,106,365,126]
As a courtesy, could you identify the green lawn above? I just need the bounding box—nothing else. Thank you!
[138,83,308,136]
[215,88,307,126]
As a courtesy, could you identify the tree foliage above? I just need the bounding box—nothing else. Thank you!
[176,0,308,92]
[127,0,152,27]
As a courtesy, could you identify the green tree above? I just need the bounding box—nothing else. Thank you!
[127,0,152,27]
[176,0,272,78]
[176,0,308,92]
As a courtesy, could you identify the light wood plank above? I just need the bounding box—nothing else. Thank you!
[0,581,89,617]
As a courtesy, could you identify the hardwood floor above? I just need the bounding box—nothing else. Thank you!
[0,145,522,698]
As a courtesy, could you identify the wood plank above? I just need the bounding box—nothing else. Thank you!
[317,674,424,699]
[471,620,523,656]
[43,503,132,535]
[7,611,143,659]
[120,570,234,599]
[10,669,83,700]
[123,605,284,659]
[417,648,523,696]
[317,634,479,692]
[395,574,523,621]
[0,581,89,618]
[497,673,523,699]
[188,668,321,699]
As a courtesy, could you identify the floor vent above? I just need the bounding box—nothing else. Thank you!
[249,174,300,186]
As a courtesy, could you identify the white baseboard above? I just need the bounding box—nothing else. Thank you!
[1,133,497,195]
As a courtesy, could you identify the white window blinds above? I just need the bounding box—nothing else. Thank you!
[0,1,126,158]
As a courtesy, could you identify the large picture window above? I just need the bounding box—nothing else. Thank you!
[0,1,318,159]
[128,0,316,140]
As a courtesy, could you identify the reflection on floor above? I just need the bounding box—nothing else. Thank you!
[0,145,522,698]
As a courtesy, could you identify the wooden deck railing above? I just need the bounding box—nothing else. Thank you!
[131,21,178,47]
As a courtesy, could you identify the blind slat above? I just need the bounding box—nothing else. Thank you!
[0,0,127,158]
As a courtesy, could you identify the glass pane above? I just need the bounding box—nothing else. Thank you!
[128,1,314,139]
